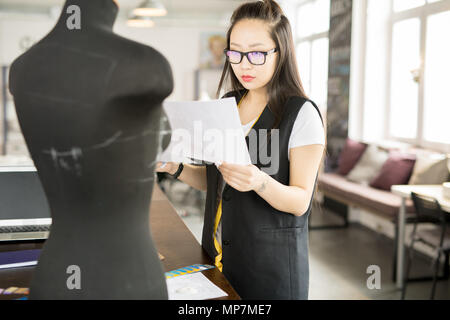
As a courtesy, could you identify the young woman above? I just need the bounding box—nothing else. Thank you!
[156,0,325,300]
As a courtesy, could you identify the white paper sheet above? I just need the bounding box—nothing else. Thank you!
[166,272,228,300]
[157,98,251,165]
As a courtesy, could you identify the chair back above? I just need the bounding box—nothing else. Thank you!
[411,192,446,224]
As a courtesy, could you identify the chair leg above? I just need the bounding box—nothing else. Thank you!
[392,223,398,283]
[443,252,449,279]
[401,239,416,299]
[430,250,442,300]
[401,224,418,300]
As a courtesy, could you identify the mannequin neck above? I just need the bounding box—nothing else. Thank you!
[55,0,118,31]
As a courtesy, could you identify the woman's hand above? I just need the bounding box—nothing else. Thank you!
[155,162,180,175]
[217,161,267,192]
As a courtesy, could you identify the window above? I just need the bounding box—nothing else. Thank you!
[361,0,450,151]
[393,0,426,12]
[389,18,420,140]
[295,0,330,109]
[422,9,450,144]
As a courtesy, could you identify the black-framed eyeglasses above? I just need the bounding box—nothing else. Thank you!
[224,48,278,65]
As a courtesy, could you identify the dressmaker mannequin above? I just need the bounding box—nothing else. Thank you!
[9,0,173,299]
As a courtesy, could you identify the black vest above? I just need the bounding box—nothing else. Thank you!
[201,89,323,299]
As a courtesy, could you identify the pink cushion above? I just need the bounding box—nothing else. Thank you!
[337,138,368,175]
[369,151,416,191]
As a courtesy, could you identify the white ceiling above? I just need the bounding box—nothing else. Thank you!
[0,0,247,18]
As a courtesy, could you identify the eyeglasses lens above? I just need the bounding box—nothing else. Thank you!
[226,51,242,63]
[248,52,265,65]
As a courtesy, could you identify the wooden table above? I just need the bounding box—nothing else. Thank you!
[0,184,239,300]
[391,184,450,289]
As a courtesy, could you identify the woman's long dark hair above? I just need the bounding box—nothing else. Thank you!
[216,0,309,131]
[217,0,327,201]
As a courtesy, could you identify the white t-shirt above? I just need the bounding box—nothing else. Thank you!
[241,101,325,160]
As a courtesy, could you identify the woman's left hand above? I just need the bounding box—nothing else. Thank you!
[217,161,266,192]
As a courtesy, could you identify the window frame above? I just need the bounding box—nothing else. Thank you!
[294,0,330,107]
[385,0,450,152]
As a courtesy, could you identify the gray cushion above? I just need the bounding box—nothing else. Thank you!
[346,145,389,185]
[408,154,449,185]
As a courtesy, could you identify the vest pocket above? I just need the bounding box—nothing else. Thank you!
[259,226,305,234]
[251,227,291,298]
[258,224,309,299]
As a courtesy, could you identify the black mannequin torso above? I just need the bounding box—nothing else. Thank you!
[9,0,173,299]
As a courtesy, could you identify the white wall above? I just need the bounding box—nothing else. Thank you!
[348,0,391,144]
[0,14,227,101]
[348,0,366,141]
[0,17,54,65]
[114,23,226,101]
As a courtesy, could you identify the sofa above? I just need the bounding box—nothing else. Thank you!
[317,138,450,281]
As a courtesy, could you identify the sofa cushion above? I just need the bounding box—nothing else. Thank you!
[318,172,415,218]
[369,151,416,191]
[337,138,368,176]
[408,153,449,185]
[347,145,389,185]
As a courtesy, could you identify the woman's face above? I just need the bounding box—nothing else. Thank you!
[229,19,278,92]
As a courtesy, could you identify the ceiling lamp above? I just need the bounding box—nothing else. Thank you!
[127,15,155,28]
[133,0,167,17]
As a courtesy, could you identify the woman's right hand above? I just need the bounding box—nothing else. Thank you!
[155,162,180,175]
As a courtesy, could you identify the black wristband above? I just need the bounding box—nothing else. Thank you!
[171,163,184,179]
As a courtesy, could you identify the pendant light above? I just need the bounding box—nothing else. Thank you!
[127,15,155,28]
[133,0,167,17]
